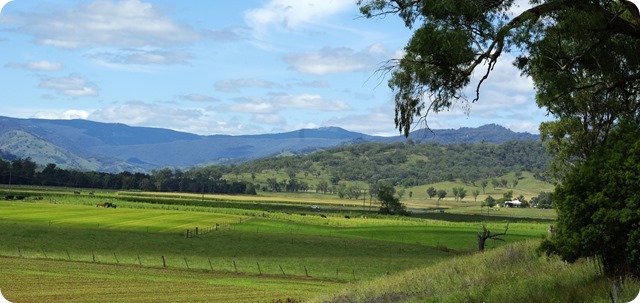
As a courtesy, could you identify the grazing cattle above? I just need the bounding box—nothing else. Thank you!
[96,203,106,207]
[300,213,306,216]
[344,215,350,219]
[73,191,81,195]
[5,195,14,200]
[320,214,327,218]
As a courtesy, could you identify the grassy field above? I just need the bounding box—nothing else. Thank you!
[310,240,640,303]
[0,256,342,303]
[2,201,540,280]
[0,185,632,302]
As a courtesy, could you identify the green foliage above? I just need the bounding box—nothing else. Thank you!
[531,192,553,209]
[377,183,407,215]
[542,120,640,277]
[241,141,551,188]
[426,186,436,199]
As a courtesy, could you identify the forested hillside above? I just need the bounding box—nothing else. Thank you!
[0,140,552,194]
[238,140,552,188]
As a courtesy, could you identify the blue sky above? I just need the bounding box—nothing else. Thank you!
[0,0,550,136]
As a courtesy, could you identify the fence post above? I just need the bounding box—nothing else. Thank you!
[195,227,199,235]
[184,258,189,270]
[114,253,119,264]
[279,265,286,276]
[138,254,142,266]
[42,248,47,258]
[257,262,262,275]
[65,249,70,260]
[233,260,238,273]
[304,266,309,277]
[17,247,21,257]
[162,255,166,268]
[208,258,213,271]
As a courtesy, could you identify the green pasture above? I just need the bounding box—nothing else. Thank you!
[0,256,342,303]
[0,201,547,280]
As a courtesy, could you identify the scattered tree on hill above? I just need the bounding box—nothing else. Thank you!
[491,179,499,190]
[480,180,488,194]
[426,186,436,199]
[472,189,480,203]
[482,196,496,215]
[512,179,518,189]
[503,190,513,201]
[458,188,467,201]
[377,183,407,215]
[500,179,508,188]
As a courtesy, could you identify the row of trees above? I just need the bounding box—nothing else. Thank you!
[0,158,256,195]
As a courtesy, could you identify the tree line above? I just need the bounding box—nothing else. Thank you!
[0,158,256,195]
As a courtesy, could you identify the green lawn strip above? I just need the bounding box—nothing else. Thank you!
[0,256,342,303]
[0,201,242,233]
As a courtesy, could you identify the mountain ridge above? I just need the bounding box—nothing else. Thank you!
[0,116,539,173]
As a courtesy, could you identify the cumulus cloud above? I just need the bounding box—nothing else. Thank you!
[39,74,99,97]
[284,45,386,75]
[322,104,398,136]
[87,101,265,135]
[88,49,194,65]
[253,113,285,125]
[32,109,92,120]
[244,0,352,32]
[5,60,63,71]
[225,93,351,114]
[179,93,218,103]
[18,0,199,49]
[214,78,281,93]
[204,26,249,43]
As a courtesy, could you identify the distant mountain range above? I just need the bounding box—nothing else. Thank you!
[0,116,539,173]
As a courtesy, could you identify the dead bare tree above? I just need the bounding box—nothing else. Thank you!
[477,223,509,252]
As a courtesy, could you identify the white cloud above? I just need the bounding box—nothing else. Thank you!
[32,109,92,120]
[19,0,199,49]
[39,74,99,97]
[179,93,218,103]
[27,60,63,71]
[89,49,194,65]
[225,93,351,114]
[253,114,285,125]
[284,45,387,75]
[87,101,266,135]
[214,78,281,93]
[322,104,398,136]
[5,60,63,71]
[227,98,277,114]
[273,93,350,111]
[244,0,352,32]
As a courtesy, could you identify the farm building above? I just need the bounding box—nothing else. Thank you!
[504,200,522,208]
